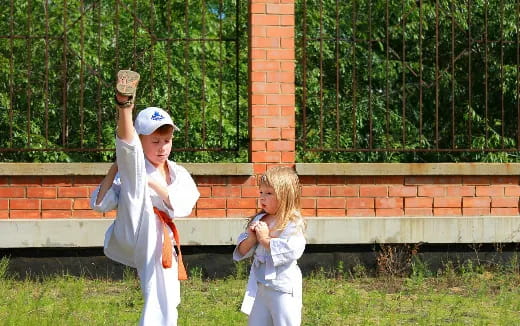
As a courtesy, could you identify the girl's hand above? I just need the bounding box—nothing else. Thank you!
[254,221,271,249]
[254,221,270,239]
[238,220,259,256]
[247,221,258,239]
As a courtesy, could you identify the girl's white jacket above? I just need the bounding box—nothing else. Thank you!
[233,212,306,315]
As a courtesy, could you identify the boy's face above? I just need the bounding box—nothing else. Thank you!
[140,130,173,167]
[259,184,279,215]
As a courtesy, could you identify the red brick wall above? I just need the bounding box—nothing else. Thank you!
[194,176,258,218]
[192,175,519,218]
[1,174,520,219]
[299,176,520,217]
[250,0,295,174]
[0,176,115,219]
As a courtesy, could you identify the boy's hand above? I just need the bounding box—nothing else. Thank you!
[147,178,172,209]
[147,178,159,190]
[115,93,133,109]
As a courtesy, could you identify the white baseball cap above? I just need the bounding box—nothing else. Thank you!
[134,107,180,135]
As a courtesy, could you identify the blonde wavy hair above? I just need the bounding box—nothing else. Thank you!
[259,166,304,232]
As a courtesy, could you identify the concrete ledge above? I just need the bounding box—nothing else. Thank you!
[2,217,520,248]
[296,163,520,175]
[304,216,520,244]
[3,163,520,177]
[0,163,253,176]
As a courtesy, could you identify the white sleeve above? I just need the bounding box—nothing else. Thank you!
[270,222,306,267]
[116,133,147,198]
[90,185,119,212]
[89,177,121,212]
[166,165,200,218]
[233,232,256,261]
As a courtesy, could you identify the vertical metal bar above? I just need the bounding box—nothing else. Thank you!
[150,0,155,98]
[96,2,102,147]
[302,0,308,150]
[435,0,439,149]
[79,0,85,147]
[184,0,190,144]
[468,0,472,148]
[419,0,423,141]
[62,0,69,147]
[451,0,455,149]
[385,0,390,149]
[517,0,520,149]
[26,1,33,148]
[133,0,137,69]
[500,0,505,148]
[484,0,489,147]
[352,0,357,149]
[44,0,50,146]
[335,0,340,149]
[235,0,240,151]
[166,0,172,112]
[201,0,207,147]
[318,0,324,149]
[218,0,224,147]
[8,0,14,147]
[368,0,373,149]
[401,0,406,148]
[115,0,120,71]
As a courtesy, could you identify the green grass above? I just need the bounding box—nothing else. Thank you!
[2,258,520,325]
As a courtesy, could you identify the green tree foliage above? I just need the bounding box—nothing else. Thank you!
[296,0,520,162]
[0,0,248,162]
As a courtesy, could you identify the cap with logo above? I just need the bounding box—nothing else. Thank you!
[134,107,180,135]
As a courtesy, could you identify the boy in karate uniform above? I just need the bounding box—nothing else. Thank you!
[90,70,199,326]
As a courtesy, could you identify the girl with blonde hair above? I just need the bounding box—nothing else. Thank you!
[233,166,306,326]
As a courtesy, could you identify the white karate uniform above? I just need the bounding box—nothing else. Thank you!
[233,213,306,326]
[90,132,200,326]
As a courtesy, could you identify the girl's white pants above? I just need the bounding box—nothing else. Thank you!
[247,283,302,326]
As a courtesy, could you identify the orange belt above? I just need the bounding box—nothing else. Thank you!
[154,207,188,280]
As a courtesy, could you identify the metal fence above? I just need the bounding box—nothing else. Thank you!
[296,0,520,161]
[0,0,247,162]
[3,1,520,163]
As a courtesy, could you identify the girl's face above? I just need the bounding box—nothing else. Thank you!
[140,131,173,167]
[259,184,279,215]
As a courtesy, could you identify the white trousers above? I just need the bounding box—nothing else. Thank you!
[248,284,302,326]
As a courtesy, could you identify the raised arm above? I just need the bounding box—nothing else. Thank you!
[95,162,118,205]
[116,101,134,142]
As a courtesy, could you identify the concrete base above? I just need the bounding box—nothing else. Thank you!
[2,217,520,248]
[3,216,520,280]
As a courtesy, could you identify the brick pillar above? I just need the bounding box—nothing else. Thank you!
[249,0,296,174]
